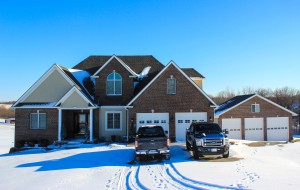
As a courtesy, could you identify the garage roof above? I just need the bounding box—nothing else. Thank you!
[215,94,298,117]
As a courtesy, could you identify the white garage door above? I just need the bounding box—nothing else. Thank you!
[267,117,289,141]
[136,113,169,135]
[221,118,242,139]
[245,118,264,141]
[175,112,207,142]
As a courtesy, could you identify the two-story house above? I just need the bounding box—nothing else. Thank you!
[12,55,217,145]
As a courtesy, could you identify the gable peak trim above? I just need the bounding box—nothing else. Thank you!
[55,86,95,107]
[12,64,75,108]
[127,60,217,106]
[92,55,138,77]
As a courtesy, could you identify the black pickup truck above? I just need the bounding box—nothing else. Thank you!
[134,125,170,161]
[186,122,230,159]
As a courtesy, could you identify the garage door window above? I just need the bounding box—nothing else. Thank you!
[251,104,260,113]
[106,111,121,130]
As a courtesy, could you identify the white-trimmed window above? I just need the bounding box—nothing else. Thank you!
[167,77,176,94]
[106,111,122,130]
[251,104,260,113]
[106,72,122,95]
[30,111,46,129]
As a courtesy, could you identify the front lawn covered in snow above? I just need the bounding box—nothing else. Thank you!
[0,124,300,189]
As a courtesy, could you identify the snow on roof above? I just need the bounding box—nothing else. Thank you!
[68,68,95,98]
[18,102,57,108]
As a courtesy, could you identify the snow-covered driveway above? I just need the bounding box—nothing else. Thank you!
[1,125,300,190]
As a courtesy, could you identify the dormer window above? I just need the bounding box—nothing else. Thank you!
[167,76,176,94]
[106,72,122,95]
[251,104,260,113]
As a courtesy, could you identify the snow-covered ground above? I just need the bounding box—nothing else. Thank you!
[0,124,300,190]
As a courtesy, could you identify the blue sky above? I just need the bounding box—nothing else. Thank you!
[0,0,299,101]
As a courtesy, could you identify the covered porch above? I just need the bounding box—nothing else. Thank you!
[58,108,96,142]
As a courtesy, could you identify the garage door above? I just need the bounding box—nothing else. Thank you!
[175,112,207,142]
[245,118,264,141]
[267,117,289,141]
[221,118,242,139]
[136,113,169,135]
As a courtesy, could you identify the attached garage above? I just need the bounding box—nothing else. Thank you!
[221,118,242,140]
[136,113,169,135]
[175,112,207,141]
[245,118,264,141]
[215,94,297,141]
[267,117,289,141]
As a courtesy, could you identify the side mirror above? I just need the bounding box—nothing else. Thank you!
[223,129,229,134]
[186,128,190,135]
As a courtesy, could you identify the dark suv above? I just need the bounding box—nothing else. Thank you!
[186,122,229,159]
[135,125,170,161]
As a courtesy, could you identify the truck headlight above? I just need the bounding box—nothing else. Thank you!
[224,138,229,145]
[195,139,202,146]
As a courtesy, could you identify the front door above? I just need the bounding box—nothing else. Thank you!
[76,113,88,135]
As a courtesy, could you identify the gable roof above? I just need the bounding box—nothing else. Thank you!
[12,64,75,108]
[127,61,217,107]
[92,55,138,77]
[59,66,95,104]
[55,86,94,107]
[215,94,298,117]
[12,64,96,108]
[182,68,205,78]
[73,55,164,77]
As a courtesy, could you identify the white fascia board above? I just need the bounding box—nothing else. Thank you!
[15,106,56,109]
[100,106,128,109]
[12,64,75,108]
[55,86,95,107]
[127,61,217,107]
[255,94,298,116]
[215,94,298,117]
[92,55,138,77]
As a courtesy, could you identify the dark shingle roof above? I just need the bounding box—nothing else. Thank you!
[73,55,164,76]
[182,68,205,78]
[73,55,165,97]
[59,66,95,104]
[215,94,255,116]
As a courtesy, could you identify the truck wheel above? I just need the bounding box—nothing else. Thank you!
[165,155,170,160]
[193,147,199,160]
[135,155,140,162]
[186,140,191,150]
[223,151,229,158]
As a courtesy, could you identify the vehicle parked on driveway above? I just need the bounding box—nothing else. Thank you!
[135,125,170,161]
[186,122,229,159]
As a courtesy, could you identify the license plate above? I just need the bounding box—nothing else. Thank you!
[211,148,217,152]
[149,150,158,154]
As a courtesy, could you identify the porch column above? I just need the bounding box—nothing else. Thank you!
[58,108,62,141]
[89,108,93,142]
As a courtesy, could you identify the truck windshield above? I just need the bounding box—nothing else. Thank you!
[137,126,165,138]
[194,123,222,134]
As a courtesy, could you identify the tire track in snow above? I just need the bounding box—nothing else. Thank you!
[164,161,244,190]
[125,165,148,190]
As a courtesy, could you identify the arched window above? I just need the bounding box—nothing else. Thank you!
[106,72,122,95]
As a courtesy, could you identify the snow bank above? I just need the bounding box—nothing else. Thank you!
[1,126,300,189]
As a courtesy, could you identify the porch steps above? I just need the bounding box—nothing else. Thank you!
[63,138,85,149]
